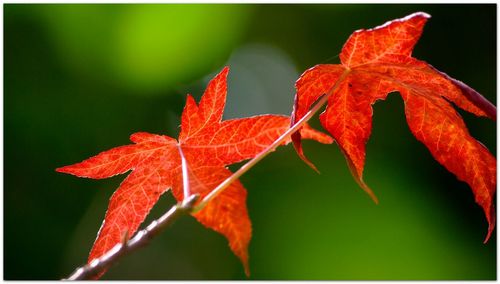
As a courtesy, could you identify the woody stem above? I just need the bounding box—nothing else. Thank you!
[64,194,199,280]
[193,69,350,212]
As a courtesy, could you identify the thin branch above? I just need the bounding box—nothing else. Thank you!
[193,68,350,212]
[64,194,199,280]
[64,69,349,280]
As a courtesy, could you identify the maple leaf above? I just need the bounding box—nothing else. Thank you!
[291,12,496,241]
[57,67,333,277]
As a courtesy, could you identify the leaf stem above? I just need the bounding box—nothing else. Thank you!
[64,194,199,280]
[177,144,192,203]
[193,69,350,212]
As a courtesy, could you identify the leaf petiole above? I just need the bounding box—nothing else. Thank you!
[177,144,193,205]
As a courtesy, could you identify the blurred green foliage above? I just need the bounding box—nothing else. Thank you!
[4,4,496,280]
[38,5,251,93]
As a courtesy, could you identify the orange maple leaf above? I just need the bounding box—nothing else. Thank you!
[57,67,332,277]
[291,12,496,241]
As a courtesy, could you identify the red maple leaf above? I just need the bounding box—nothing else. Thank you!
[57,67,332,277]
[291,12,496,241]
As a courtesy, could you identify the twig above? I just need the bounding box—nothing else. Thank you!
[193,68,350,212]
[64,69,350,280]
[64,194,199,280]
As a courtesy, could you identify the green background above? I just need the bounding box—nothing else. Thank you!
[4,4,496,280]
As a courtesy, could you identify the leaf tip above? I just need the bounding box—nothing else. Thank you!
[340,149,379,204]
[365,11,431,35]
[355,175,379,205]
[292,132,320,173]
[185,93,198,106]
[213,66,230,82]
[55,165,72,175]
[483,207,496,243]
[212,66,230,91]
[244,263,250,278]
[215,66,230,87]
[395,12,431,28]
[409,11,431,20]
[55,166,65,173]
[483,230,492,244]
[358,179,379,205]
